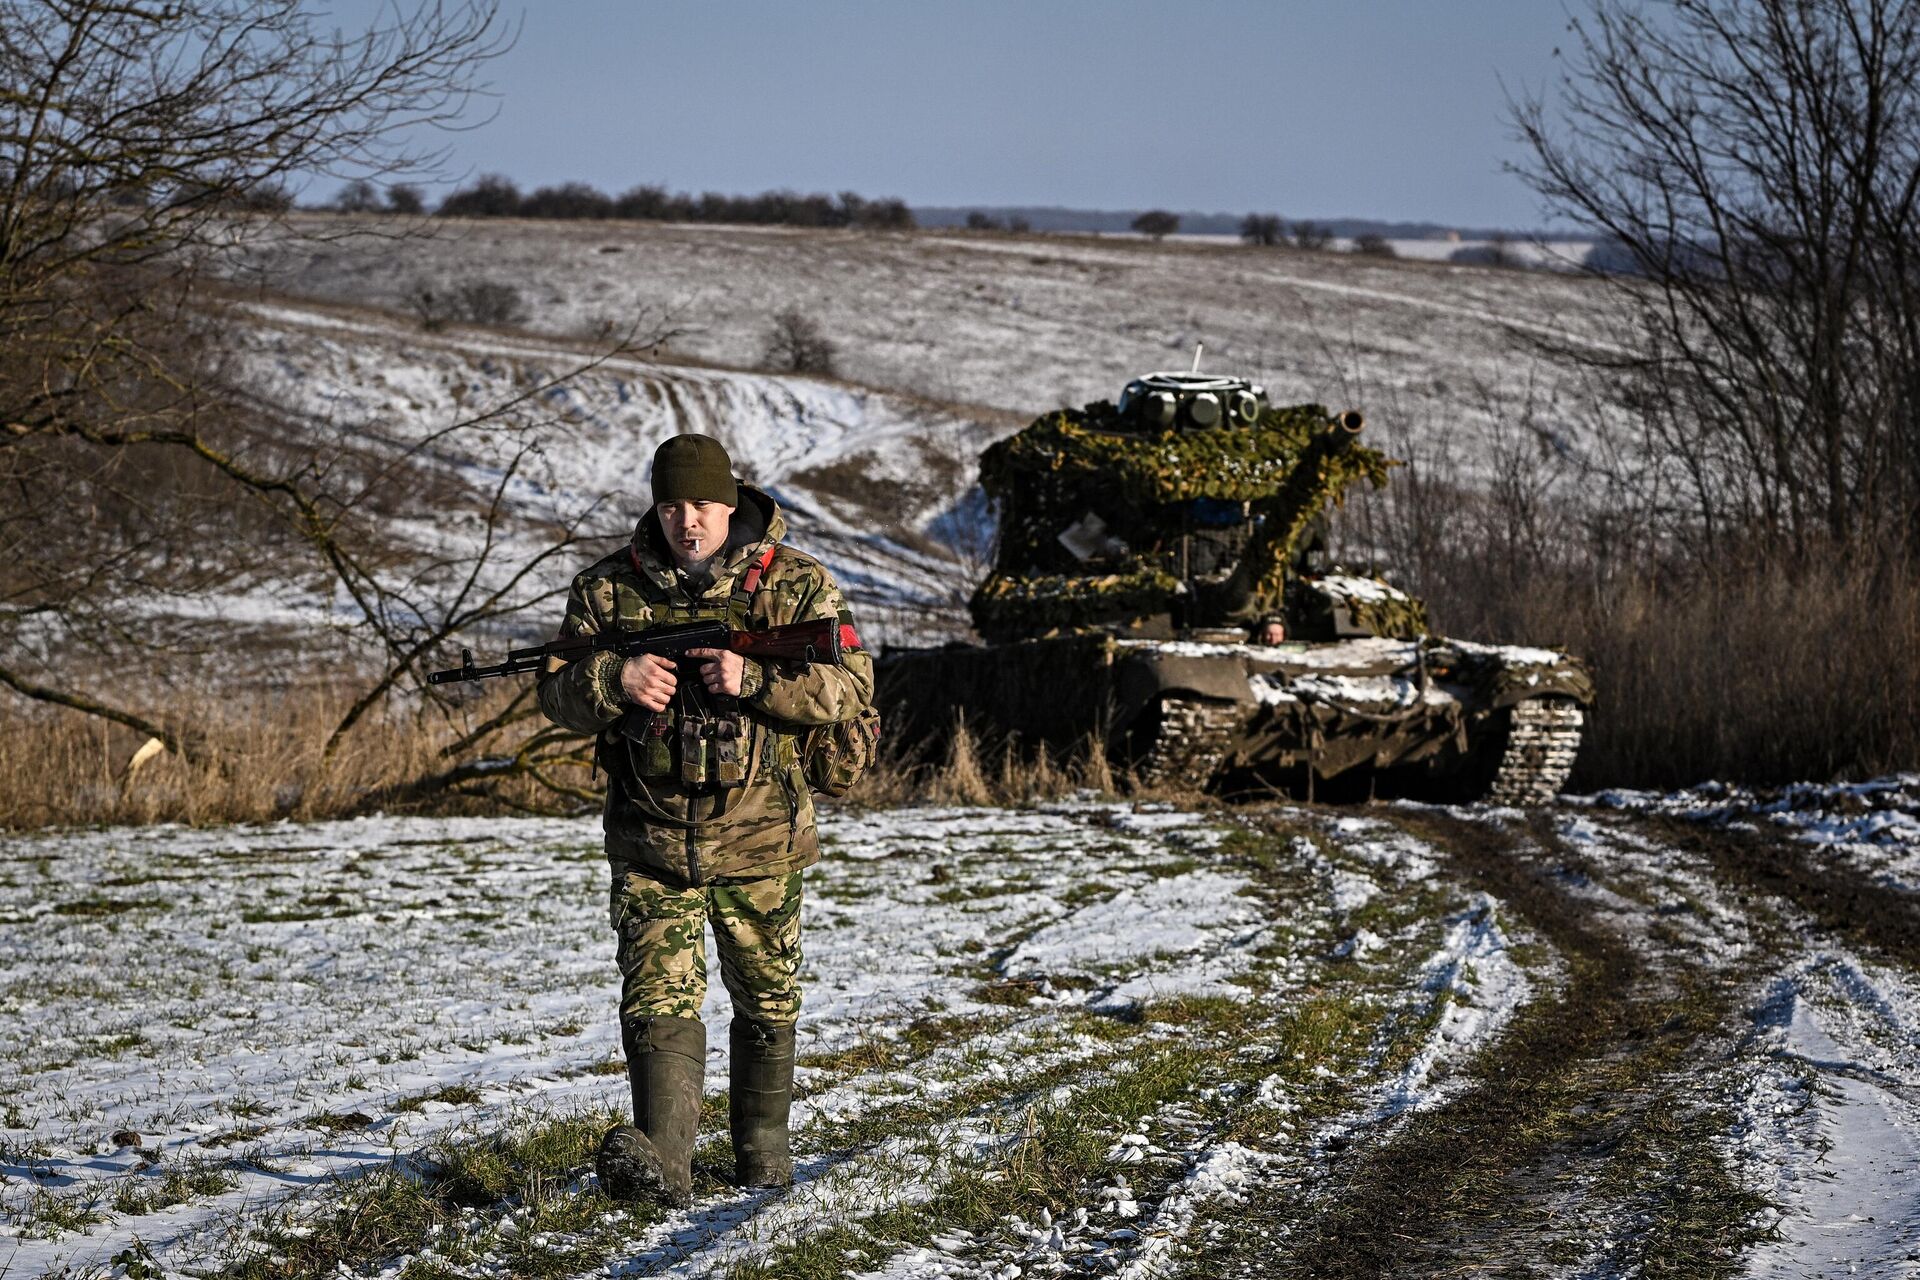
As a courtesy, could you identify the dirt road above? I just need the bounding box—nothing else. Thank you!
[1193,790,1920,1279]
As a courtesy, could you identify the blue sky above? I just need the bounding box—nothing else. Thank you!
[327,1,1579,229]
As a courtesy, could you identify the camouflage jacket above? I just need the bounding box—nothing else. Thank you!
[537,486,873,886]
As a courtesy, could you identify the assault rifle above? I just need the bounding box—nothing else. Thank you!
[426,617,845,685]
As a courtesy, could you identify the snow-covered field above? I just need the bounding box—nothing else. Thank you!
[223,215,1627,466]
[5,782,1917,1278]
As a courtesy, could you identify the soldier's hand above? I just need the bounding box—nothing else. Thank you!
[685,647,744,697]
[620,653,677,711]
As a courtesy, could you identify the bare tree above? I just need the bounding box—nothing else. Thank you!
[1351,233,1397,258]
[1132,210,1180,240]
[386,183,427,215]
[1511,0,1920,554]
[0,1,511,752]
[1241,213,1284,247]
[1291,221,1333,251]
[437,172,522,217]
[520,181,613,219]
[334,179,383,213]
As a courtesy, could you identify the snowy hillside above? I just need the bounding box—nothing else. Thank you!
[221,299,1001,650]
[222,216,1629,472]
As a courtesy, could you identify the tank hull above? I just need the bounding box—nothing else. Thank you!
[875,634,1595,803]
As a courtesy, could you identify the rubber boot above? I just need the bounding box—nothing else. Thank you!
[729,1017,796,1187]
[597,1015,705,1207]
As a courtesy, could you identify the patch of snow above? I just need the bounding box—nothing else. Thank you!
[1445,638,1573,667]
[998,868,1270,1014]
[1311,574,1412,603]
[1376,894,1533,1117]
[0,802,1248,1278]
[1732,967,1920,1278]
[1112,1142,1268,1279]
[1581,773,1920,893]
[1249,671,1458,711]
[1333,928,1388,959]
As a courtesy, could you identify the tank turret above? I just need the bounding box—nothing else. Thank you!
[970,372,1395,642]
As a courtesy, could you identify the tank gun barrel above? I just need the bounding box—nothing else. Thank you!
[1333,410,1364,435]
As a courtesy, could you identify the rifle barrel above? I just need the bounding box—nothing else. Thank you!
[427,617,843,685]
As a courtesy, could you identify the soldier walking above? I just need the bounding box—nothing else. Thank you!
[537,433,873,1206]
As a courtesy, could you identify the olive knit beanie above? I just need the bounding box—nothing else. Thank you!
[651,433,738,508]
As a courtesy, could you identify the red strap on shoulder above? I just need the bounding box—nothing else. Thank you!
[741,544,778,595]
[629,543,775,590]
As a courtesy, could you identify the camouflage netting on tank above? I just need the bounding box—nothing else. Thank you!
[1349,592,1430,640]
[1479,654,1598,707]
[973,401,1397,638]
[972,567,1183,636]
[1290,575,1432,641]
[979,402,1392,511]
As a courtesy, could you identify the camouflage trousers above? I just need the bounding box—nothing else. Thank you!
[608,865,804,1026]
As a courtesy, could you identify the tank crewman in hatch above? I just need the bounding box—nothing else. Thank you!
[536,432,874,1207]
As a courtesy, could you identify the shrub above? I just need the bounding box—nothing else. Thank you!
[455,280,528,326]
[1449,235,1522,268]
[857,197,913,230]
[405,279,528,329]
[406,280,448,331]
[1351,233,1396,258]
[763,307,837,376]
[965,210,1003,231]
[613,183,669,219]
[521,181,612,219]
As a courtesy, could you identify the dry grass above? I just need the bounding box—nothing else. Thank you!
[844,713,1137,810]
[0,684,1148,830]
[1347,398,1920,790]
[1480,554,1920,790]
[0,682,587,829]
[1384,515,1920,789]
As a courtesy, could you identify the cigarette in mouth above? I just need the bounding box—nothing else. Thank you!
[687,538,702,553]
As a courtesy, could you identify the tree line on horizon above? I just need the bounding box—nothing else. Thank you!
[333,174,916,229]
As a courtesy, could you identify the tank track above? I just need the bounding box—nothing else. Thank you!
[1138,697,1243,790]
[1485,697,1584,805]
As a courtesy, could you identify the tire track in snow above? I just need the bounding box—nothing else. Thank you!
[1196,808,1768,1278]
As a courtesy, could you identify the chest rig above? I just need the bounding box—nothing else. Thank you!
[616,544,779,793]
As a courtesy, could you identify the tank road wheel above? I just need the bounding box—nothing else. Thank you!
[1485,697,1585,805]
[1135,696,1242,791]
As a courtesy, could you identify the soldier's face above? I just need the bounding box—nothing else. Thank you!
[656,499,734,568]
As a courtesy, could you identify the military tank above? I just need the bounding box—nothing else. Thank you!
[876,370,1594,804]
